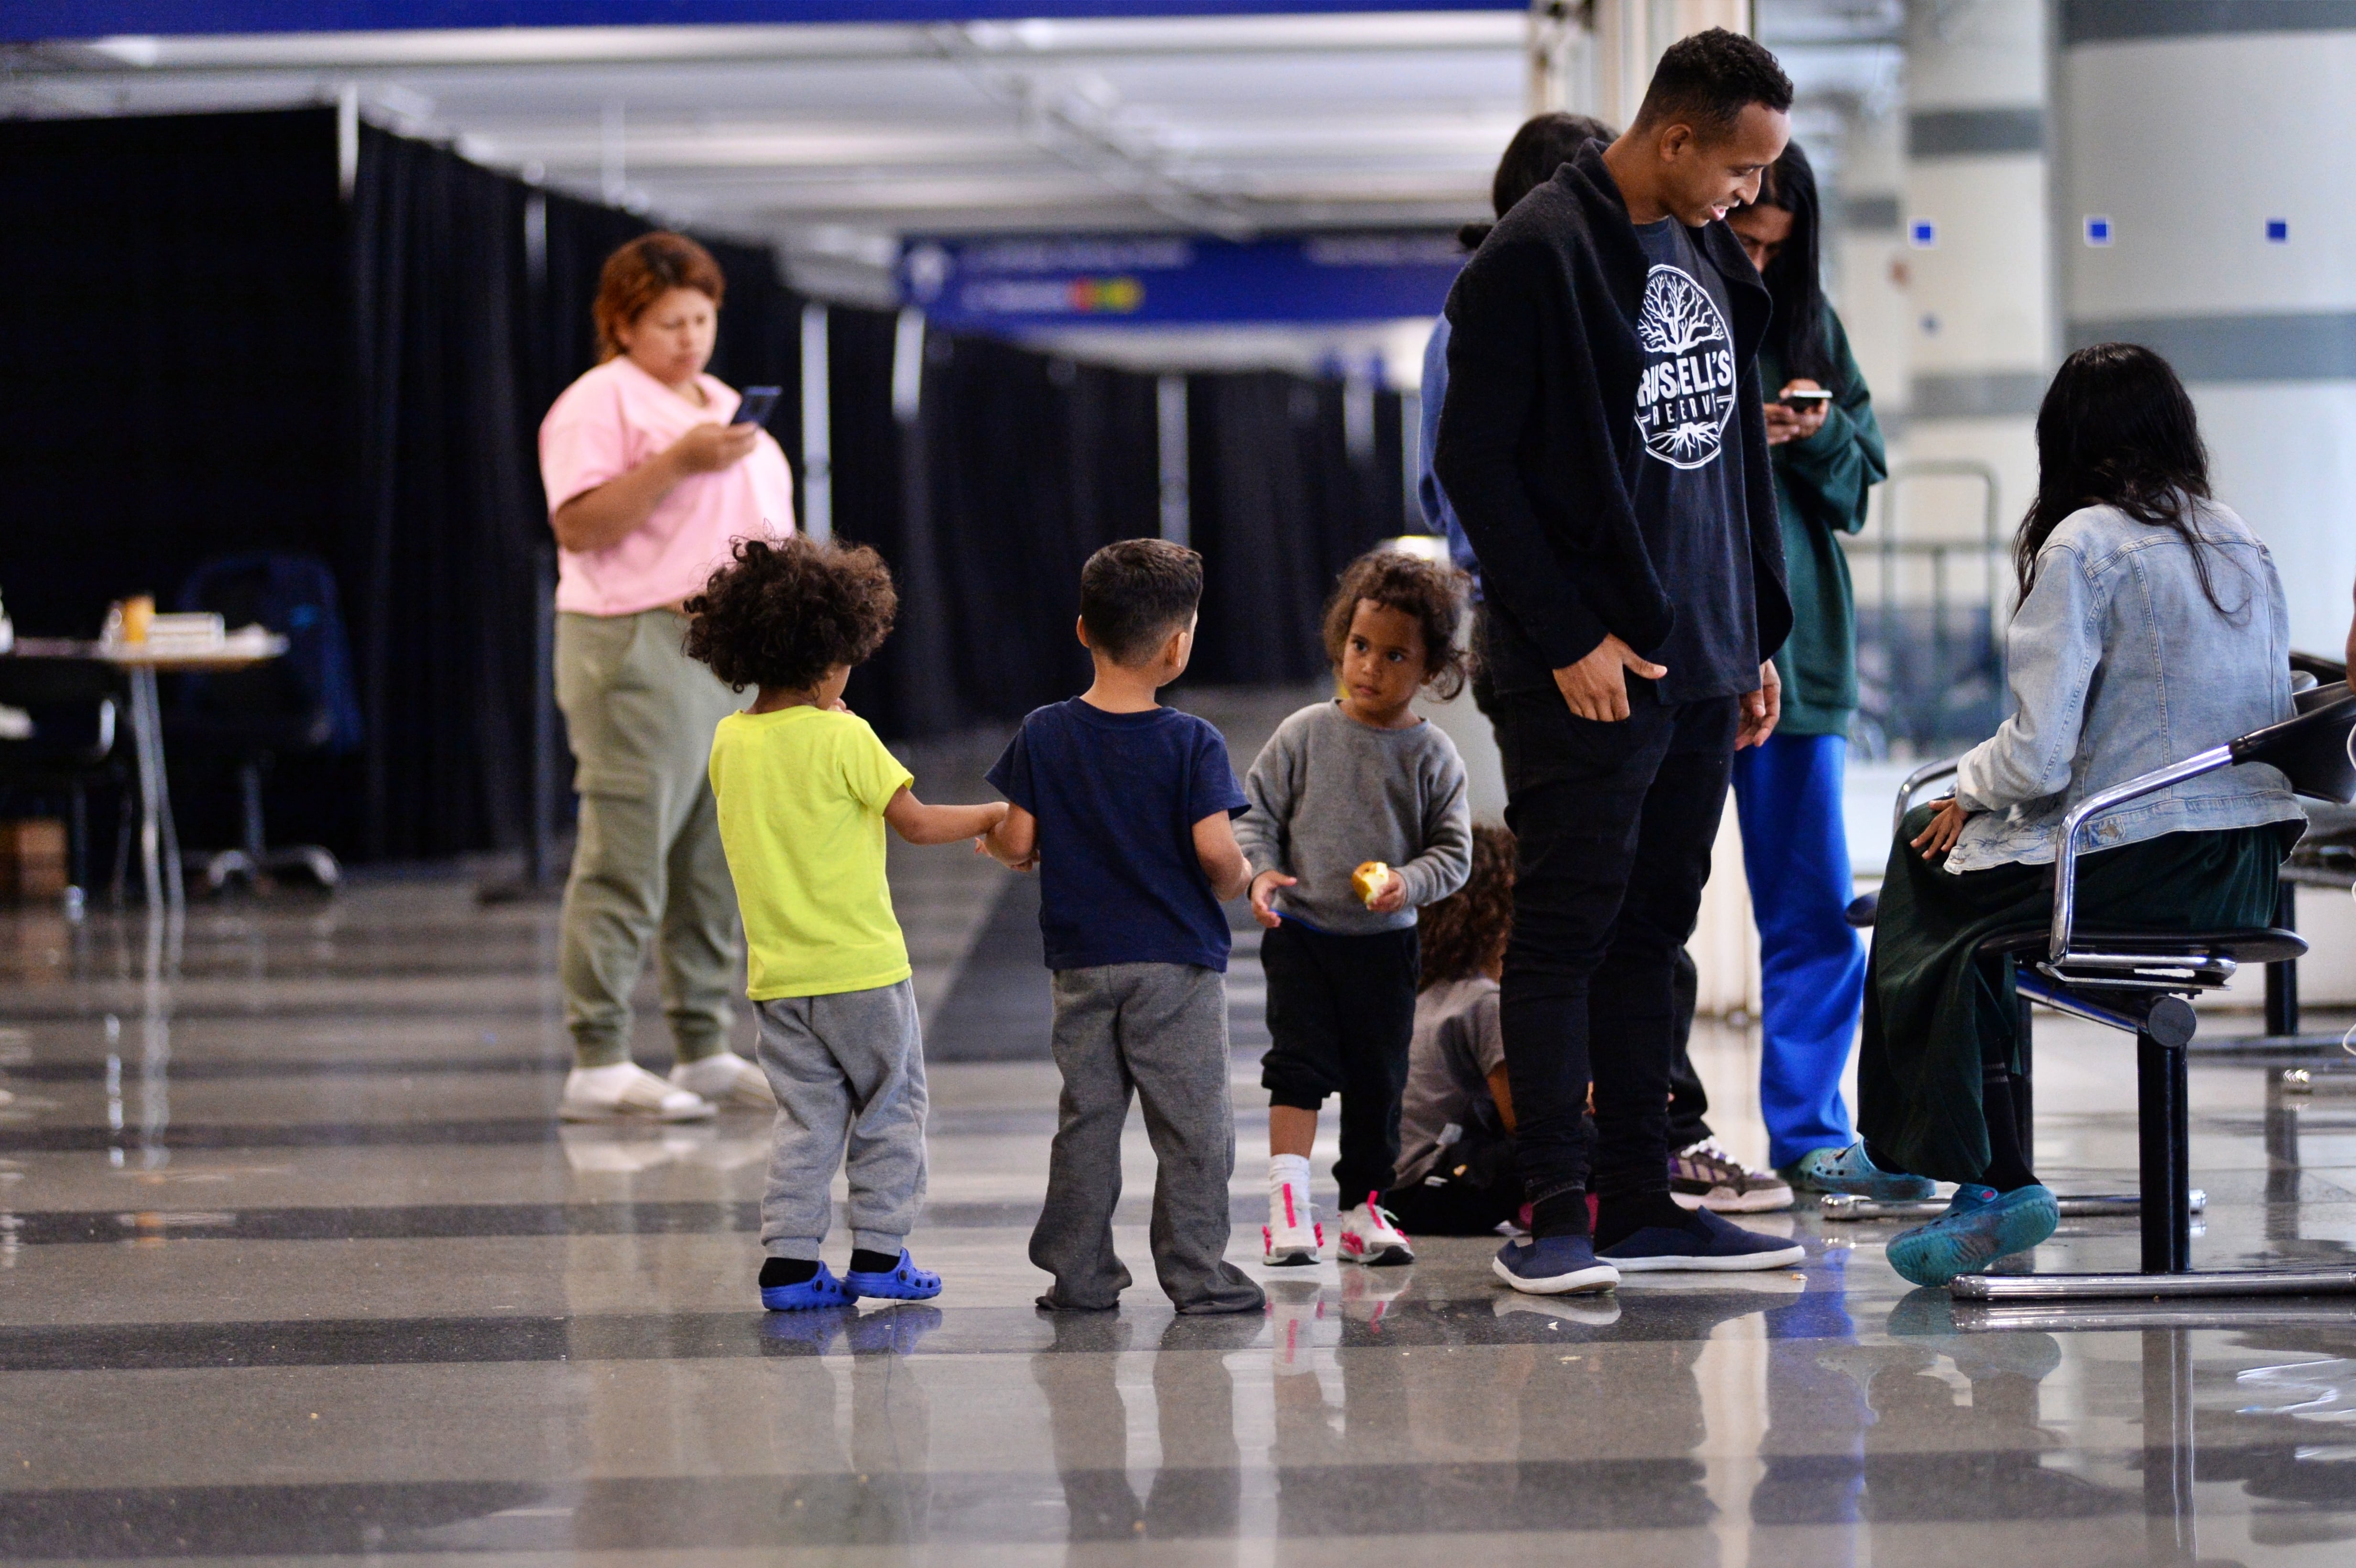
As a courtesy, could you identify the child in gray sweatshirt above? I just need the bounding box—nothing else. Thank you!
[1237,548,1472,1268]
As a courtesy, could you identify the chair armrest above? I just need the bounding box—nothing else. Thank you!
[2047,745,2234,962]
[1893,756,1963,841]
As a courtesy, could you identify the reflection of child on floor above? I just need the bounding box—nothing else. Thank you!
[1238,548,1473,1269]
[686,537,1008,1312]
[1382,822,1524,1236]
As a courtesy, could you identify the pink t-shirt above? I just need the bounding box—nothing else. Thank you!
[539,357,796,616]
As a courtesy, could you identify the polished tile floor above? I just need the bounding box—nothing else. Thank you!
[7,710,2356,1564]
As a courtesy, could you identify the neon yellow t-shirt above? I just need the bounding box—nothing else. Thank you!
[709,705,916,1000]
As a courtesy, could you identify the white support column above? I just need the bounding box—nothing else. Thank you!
[798,303,831,543]
[1898,0,2052,546]
[1155,373,1189,547]
[2058,1,2356,654]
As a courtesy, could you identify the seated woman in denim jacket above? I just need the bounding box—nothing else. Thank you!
[1840,343,2306,1287]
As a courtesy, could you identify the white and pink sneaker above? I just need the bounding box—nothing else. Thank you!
[1264,1161,1323,1266]
[1336,1193,1415,1267]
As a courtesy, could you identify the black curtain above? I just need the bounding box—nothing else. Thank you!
[0,109,354,859]
[0,109,348,637]
[918,334,1160,726]
[828,307,918,736]
[347,125,543,862]
[1184,372,1398,687]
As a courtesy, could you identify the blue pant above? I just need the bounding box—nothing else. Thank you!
[1732,732,1865,1169]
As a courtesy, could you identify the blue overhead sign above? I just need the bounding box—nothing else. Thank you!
[10,1,1515,42]
[900,232,1465,329]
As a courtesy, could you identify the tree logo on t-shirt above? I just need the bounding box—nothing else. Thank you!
[1634,264,1736,470]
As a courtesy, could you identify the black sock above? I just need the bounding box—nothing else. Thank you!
[849,1249,900,1275]
[1980,1068,2039,1192]
[760,1257,819,1287]
[1593,1190,1692,1250]
[1531,1189,1591,1239]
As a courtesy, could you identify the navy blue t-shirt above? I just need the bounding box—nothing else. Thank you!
[986,699,1248,973]
[1628,216,1758,705]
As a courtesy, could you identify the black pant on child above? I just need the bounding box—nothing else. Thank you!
[1490,689,1737,1226]
[1259,921,1420,1206]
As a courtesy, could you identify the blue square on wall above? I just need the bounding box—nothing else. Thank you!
[2084,215,2113,246]
[1908,218,1936,248]
[2266,218,2289,243]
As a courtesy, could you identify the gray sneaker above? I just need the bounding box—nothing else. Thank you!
[1669,1139,1795,1213]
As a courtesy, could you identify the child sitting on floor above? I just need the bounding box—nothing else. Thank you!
[1238,548,1473,1267]
[1381,821,1525,1236]
[685,536,1008,1312]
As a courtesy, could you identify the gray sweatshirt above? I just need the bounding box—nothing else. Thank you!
[1235,701,1472,934]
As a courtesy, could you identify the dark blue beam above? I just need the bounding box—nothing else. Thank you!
[13,1,1519,45]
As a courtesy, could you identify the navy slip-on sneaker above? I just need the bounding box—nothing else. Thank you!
[1493,1234,1620,1295]
[761,1261,856,1312]
[1886,1184,2058,1287]
[1787,1143,1937,1201]
[1599,1207,1808,1273]
[842,1249,943,1302]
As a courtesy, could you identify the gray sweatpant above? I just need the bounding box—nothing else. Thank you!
[1031,962,1265,1315]
[754,979,927,1261]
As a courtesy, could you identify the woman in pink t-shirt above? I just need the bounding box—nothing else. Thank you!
[538,232,793,1122]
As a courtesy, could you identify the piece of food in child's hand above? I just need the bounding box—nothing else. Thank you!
[1351,860,1390,908]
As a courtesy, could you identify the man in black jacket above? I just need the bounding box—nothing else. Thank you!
[1434,29,1807,1293]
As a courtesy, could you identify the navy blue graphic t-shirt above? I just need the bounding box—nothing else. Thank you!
[1628,217,1757,705]
[988,699,1249,973]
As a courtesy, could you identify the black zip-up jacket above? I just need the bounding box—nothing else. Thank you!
[1433,142,1792,691]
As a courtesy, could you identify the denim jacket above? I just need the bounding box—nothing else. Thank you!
[1946,500,2303,874]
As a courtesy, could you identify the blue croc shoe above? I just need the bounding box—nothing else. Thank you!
[1493,1235,1620,1295]
[1788,1143,1936,1201]
[1600,1207,1808,1273]
[1886,1184,2058,1288]
[761,1262,855,1313]
[843,1249,942,1301]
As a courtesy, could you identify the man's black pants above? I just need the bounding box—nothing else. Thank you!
[1491,688,1738,1221]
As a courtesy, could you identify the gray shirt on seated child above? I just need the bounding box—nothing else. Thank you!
[1236,701,1473,933]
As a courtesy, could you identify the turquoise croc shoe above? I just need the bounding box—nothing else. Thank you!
[1886,1185,2060,1287]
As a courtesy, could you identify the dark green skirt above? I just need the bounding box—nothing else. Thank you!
[1858,807,2298,1186]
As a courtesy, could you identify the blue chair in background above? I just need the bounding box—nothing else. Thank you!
[169,553,363,891]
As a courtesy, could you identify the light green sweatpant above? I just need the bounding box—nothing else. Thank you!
[554,608,746,1069]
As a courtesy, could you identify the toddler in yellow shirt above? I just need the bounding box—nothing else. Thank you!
[686,536,1007,1311]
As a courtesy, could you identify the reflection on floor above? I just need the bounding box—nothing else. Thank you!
[6,688,2356,1564]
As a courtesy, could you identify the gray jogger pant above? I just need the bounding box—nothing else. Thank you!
[1031,963,1264,1315]
[754,979,927,1260]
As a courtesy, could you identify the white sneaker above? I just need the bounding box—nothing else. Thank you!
[560,1063,716,1123]
[1336,1194,1415,1266]
[1669,1138,1795,1214]
[669,1053,775,1110]
[1265,1281,1324,1373]
[1264,1175,1323,1266]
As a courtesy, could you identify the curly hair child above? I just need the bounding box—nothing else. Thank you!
[1381,821,1527,1235]
[1233,546,1476,1268]
[687,535,1009,1312]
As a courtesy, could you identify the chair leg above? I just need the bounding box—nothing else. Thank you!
[2142,1328,2198,1560]
[2137,1011,2194,1275]
[2264,881,2299,1037]
[2013,989,2035,1157]
[238,761,266,862]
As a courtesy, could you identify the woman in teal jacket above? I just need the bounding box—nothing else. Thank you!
[1722,142,1905,1195]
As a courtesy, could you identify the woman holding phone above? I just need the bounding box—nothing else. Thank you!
[539,231,794,1121]
[1715,143,1898,1197]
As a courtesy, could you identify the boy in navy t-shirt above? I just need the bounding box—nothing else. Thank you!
[983,540,1265,1315]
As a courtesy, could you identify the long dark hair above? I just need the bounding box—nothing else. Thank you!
[1458,112,1616,251]
[1749,142,1831,383]
[2017,343,2237,614]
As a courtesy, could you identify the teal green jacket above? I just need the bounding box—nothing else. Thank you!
[1759,308,1884,737]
